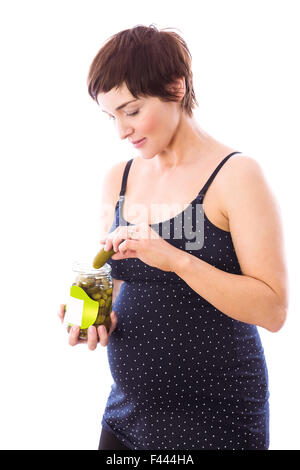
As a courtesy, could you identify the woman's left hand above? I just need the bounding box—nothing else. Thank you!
[100,223,181,272]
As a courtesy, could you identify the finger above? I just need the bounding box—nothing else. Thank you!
[112,234,126,252]
[119,239,139,255]
[118,239,127,254]
[96,311,117,346]
[109,226,135,252]
[87,326,98,351]
[68,325,80,346]
[97,324,109,347]
[111,249,137,260]
[109,310,118,334]
[103,231,116,251]
[110,228,128,252]
[104,240,113,252]
[58,304,66,322]
[104,226,131,252]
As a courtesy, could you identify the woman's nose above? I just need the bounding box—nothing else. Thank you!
[116,120,133,140]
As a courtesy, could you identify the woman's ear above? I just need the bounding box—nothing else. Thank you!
[166,77,186,102]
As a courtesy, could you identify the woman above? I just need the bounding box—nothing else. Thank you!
[59,25,288,450]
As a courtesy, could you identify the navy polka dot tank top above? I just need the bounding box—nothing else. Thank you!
[101,152,270,450]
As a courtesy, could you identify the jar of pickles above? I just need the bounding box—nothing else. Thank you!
[65,261,113,340]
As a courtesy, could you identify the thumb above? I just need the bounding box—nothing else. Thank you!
[109,310,118,334]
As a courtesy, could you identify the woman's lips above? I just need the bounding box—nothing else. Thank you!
[132,138,146,148]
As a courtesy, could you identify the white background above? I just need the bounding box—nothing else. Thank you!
[0,0,299,450]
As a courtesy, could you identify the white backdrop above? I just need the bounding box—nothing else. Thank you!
[0,0,299,450]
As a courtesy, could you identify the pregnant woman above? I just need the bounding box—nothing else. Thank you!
[59,25,288,450]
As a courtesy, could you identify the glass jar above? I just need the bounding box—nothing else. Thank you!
[65,261,113,340]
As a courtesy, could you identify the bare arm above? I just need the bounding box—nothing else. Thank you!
[173,156,289,332]
[99,161,126,307]
[98,160,128,240]
[61,159,128,350]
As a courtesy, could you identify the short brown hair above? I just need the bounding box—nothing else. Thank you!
[87,24,198,117]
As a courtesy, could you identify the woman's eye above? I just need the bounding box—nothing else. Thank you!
[108,110,139,121]
[126,111,139,117]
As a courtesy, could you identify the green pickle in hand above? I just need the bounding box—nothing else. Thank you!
[70,262,113,339]
[93,247,115,269]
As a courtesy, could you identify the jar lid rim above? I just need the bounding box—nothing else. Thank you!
[72,261,112,275]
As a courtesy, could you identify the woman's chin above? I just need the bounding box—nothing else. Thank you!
[138,152,156,159]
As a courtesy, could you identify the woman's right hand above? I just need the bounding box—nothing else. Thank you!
[58,304,118,350]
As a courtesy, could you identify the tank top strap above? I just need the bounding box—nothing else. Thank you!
[119,158,134,198]
[197,151,242,203]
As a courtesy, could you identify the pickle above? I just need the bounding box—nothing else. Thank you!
[93,247,115,269]
[77,276,95,288]
[95,282,105,290]
[91,292,102,300]
[105,296,112,310]
[99,278,110,289]
[85,285,101,294]
[95,314,106,325]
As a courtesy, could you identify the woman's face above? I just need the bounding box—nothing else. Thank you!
[98,82,182,159]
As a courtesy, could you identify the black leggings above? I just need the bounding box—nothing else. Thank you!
[98,427,130,450]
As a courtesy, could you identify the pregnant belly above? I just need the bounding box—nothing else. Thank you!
[106,282,268,406]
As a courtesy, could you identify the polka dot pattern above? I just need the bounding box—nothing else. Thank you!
[101,155,269,450]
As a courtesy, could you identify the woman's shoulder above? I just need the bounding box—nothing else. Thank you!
[217,152,274,217]
[219,153,266,191]
[222,152,263,172]
[101,159,129,205]
[103,159,130,189]
[106,158,130,177]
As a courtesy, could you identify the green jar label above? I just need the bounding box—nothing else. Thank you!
[65,285,99,329]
